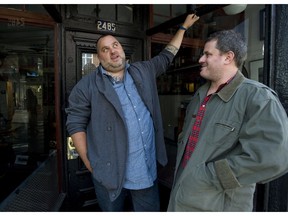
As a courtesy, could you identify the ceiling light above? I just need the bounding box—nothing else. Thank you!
[224,4,247,15]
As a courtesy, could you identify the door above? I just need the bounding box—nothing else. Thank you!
[63,31,143,210]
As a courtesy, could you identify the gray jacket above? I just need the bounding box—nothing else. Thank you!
[168,72,288,211]
[66,49,174,201]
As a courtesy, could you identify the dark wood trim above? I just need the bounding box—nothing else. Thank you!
[43,5,62,23]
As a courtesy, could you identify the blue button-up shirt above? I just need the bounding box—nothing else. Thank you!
[101,65,156,190]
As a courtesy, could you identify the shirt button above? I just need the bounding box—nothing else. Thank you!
[106,162,111,166]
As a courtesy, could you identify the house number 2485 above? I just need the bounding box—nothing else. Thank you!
[97,20,116,32]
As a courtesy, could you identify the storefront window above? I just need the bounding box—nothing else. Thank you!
[150,4,265,141]
[0,4,48,14]
[75,5,134,24]
[153,5,186,26]
[77,5,97,16]
[117,5,133,23]
[0,20,55,201]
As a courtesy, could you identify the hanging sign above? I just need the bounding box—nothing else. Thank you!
[97,20,116,32]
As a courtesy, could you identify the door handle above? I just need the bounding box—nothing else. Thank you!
[67,137,79,160]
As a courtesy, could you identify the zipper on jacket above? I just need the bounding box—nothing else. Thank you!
[215,123,235,131]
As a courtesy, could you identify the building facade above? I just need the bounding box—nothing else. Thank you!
[0,4,287,211]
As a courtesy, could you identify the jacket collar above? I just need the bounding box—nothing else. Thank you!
[217,71,245,102]
[200,71,245,102]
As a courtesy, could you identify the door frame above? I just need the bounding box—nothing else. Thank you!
[62,30,144,209]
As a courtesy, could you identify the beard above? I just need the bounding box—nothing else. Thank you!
[101,56,126,73]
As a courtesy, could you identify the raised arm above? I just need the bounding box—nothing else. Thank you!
[165,13,199,55]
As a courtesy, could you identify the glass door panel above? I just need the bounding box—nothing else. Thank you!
[82,52,98,76]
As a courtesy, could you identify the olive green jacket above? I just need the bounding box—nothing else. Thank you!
[168,71,288,211]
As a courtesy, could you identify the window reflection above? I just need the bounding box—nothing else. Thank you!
[117,5,133,23]
[82,52,98,76]
[77,4,97,16]
[151,4,265,80]
[98,5,116,20]
[0,21,55,200]
[151,4,265,143]
[75,5,133,23]
[152,5,186,27]
[0,4,48,14]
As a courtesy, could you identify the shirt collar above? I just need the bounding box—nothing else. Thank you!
[100,63,130,85]
[215,74,236,94]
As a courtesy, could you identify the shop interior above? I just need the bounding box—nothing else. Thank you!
[0,19,55,202]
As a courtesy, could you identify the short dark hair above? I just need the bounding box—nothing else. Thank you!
[96,34,113,52]
[206,30,247,68]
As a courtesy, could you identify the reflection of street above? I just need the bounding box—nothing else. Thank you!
[0,111,45,203]
[0,123,29,202]
[26,88,38,135]
[82,62,96,75]
[1,114,45,155]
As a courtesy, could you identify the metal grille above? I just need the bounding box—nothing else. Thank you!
[0,150,65,211]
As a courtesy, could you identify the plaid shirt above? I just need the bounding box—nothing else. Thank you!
[181,77,235,168]
[181,95,211,167]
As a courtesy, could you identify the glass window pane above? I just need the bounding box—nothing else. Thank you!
[77,5,96,16]
[25,5,48,14]
[172,5,186,17]
[0,5,48,14]
[0,4,24,10]
[154,5,170,16]
[152,4,265,142]
[98,5,116,20]
[82,52,98,76]
[153,15,169,26]
[0,21,55,198]
[117,5,133,23]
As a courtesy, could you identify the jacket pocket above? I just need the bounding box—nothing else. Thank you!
[175,162,225,211]
[208,120,240,148]
[223,184,255,211]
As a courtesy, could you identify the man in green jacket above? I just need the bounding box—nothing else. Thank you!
[168,30,288,211]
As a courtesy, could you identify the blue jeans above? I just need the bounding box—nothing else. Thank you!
[92,178,160,212]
